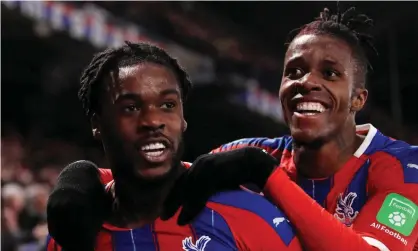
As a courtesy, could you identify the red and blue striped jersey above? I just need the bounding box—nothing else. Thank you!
[47,189,303,250]
[212,123,418,251]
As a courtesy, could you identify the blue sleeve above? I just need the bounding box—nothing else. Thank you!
[210,136,293,155]
[208,190,297,246]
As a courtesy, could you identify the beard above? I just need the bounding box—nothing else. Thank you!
[111,137,185,224]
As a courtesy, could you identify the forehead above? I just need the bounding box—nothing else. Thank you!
[115,63,179,93]
[285,34,354,65]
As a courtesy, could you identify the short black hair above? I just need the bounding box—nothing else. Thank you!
[287,7,377,87]
[78,41,192,118]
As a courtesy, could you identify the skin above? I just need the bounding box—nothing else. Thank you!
[90,62,187,228]
[279,34,368,178]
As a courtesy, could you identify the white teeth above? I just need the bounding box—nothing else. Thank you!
[141,142,166,151]
[292,93,303,99]
[296,102,326,113]
[144,151,164,157]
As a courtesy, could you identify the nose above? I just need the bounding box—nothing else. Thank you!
[295,72,322,94]
[138,108,165,132]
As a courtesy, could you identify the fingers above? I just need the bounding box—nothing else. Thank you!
[177,179,212,226]
[246,147,278,164]
[163,151,251,225]
[177,197,208,226]
[162,160,212,225]
[177,166,213,225]
[160,173,186,221]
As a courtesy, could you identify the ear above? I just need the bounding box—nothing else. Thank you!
[182,119,188,132]
[90,114,102,140]
[350,88,368,112]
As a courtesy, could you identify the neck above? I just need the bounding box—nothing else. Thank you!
[293,125,364,178]
[109,163,184,228]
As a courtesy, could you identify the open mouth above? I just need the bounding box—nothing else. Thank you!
[289,93,330,117]
[293,101,328,116]
[138,141,170,163]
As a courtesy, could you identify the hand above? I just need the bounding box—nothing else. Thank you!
[161,147,278,225]
[47,161,112,251]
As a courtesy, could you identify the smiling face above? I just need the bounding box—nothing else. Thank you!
[279,33,367,145]
[93,62,186,181]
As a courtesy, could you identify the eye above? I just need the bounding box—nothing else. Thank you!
[323,69,340,80]
[161,102,176,109]
[286,68,304,80]
[122,104,139,113]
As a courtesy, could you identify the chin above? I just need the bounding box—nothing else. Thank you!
[136,164,173,180]
[290,127,327,147]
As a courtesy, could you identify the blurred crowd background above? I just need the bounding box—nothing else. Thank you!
[1,2,418,251]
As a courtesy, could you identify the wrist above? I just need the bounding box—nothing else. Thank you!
[251,163,276,189]
[262,167,289,194]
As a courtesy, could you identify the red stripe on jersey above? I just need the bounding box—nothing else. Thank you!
[102,222,129,231]
[98,168,113,184]
[96,230,114,251]
[211,142,281,158]
[182,162,192,169]
[99,162,190,184]
[153,211,196,251]
[55,241,62,251]
[280,149,297,181]
[206,202,303,251]
[46,237,58,251]
[325,155,369,212]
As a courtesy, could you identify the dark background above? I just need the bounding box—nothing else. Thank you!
[2,2,417,251]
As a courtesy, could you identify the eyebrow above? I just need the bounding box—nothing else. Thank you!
[285,55,343,68]
[322,58,338,65]
[322,59,344,69]
[114,88,180,103]
[114,93,139,103]
[284,54,304,66]
[159,88,181,98]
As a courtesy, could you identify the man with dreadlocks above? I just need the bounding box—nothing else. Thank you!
[163,7,418,251]
[46,41,304,251]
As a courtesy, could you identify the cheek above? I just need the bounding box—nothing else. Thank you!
[166,115,184,141]
[278,83,292,120]
[168,117,183,134]
[330,85,352,112]
[278,84,288,106]
[278,80,289,97]
[337,95,350,110]
[118,117,139,138]
[102,116,135,143]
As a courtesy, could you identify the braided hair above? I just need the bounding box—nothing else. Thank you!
[287,6,378,87]
[78,41,192,118]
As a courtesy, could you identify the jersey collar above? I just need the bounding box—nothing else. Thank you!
[353,124,378,158]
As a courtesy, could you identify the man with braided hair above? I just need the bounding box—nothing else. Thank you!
[164,7,418,251]
[46,41,304,250]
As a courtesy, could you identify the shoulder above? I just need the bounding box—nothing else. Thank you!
[97,162,192,183]
[366,136,418,213]
[379,140,418,184]
[211,136,293,155]
[45,235,55,251]
[98,168,113,184]
[368,137,418,186]
[203,190,296,247]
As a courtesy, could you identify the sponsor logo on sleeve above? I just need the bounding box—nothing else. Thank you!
[376,193,417,236]
[370,222,408,245]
